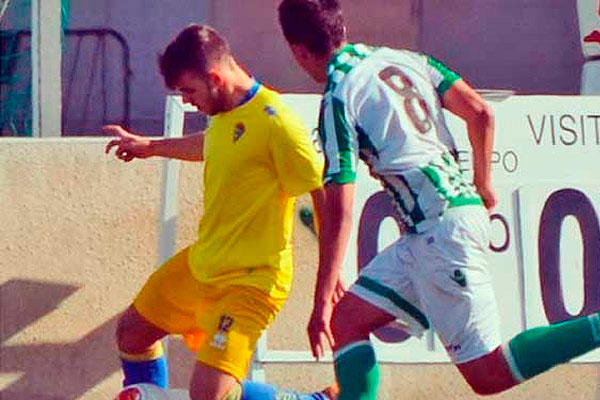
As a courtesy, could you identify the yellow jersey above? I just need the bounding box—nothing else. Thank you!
[188,86,323,298]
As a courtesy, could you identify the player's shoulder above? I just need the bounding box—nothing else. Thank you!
[247,86,285,120]
[334,46,425,87]
[372,47,430,70]
[254,86,305,127]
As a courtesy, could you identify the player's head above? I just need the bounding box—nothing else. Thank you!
[159,24,233,115]
[278,0,347,82]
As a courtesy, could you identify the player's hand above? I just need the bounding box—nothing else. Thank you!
[104,124,153,162]
[332,277,346,305]
[476,184,498,212]
[307,299,335,360]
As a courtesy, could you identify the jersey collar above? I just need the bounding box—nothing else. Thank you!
[238,78,261,107]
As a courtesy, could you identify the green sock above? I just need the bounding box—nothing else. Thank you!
[334,341,379,400]
[506,312,600,380]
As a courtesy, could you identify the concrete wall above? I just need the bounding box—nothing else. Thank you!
[208,0,420,94]
[419,0,584,94]
[66,1,211,134]
[1,139,598,399]
[27,0,582,134]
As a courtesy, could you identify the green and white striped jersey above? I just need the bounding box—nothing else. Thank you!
[319,43,482,233]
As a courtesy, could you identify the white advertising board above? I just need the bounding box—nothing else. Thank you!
[270,93,600,364]
[161,94,600,365]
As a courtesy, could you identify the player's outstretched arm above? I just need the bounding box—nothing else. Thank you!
[442,80,497,211]
[103,124,205,162]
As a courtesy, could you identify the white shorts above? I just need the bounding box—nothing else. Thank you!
[350,205,502,363]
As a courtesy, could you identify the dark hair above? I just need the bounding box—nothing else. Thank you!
[278,0,346,56]
[159,24,231,89]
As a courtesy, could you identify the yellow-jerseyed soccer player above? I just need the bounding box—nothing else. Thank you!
[104,24,339,400]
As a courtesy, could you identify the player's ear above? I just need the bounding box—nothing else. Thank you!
[206,70,224,89]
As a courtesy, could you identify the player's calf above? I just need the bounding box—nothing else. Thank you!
[329,292,396,400]
[117,307,169,388]
[119,341,168,389]
[459,312,600,395]
[457,346,518,395]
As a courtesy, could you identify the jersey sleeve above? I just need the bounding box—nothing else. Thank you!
[424,54,461,96]
[318,93,359,185]
[269,106,324,196]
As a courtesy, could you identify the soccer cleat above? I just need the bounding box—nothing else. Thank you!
[114,387,141,400]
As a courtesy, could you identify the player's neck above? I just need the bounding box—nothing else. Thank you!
[315,41,349,83]
[224,63,256,111]
[330,41,349,60]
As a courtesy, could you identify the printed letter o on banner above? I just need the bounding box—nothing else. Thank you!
[357,191,412,343]
[538,189,600,323]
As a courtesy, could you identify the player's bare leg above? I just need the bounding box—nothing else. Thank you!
[457,312,600,395]
[116,306,169,391]
[329,293,395,400]
[189,362,241,400]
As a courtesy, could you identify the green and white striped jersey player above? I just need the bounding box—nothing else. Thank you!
[319,42,505,364]
[319,43,483,233]
[317,42,600,395]
[279,3,600,398]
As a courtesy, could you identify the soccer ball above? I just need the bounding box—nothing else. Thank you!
[114,383,170,400]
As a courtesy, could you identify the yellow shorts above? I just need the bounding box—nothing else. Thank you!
[133,247,287,381]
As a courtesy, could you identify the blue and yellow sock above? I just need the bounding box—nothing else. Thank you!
[241,381,330,400]
[503,312,600,382]
[120,341,168,389]
[334,341,379,400]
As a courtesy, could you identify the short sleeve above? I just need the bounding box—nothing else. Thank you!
[269,107,324,196]
[425,55,461,96]
[319,94,358,184]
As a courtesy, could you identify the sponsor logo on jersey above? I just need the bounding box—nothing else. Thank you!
[445,343,462,354]
[233,123,246,142]
[210,315,234,350]
[264,105,277,116]
[450,269,467,288]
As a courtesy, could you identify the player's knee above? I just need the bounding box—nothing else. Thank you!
[116,311,133,351]
[115,307,154,352]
